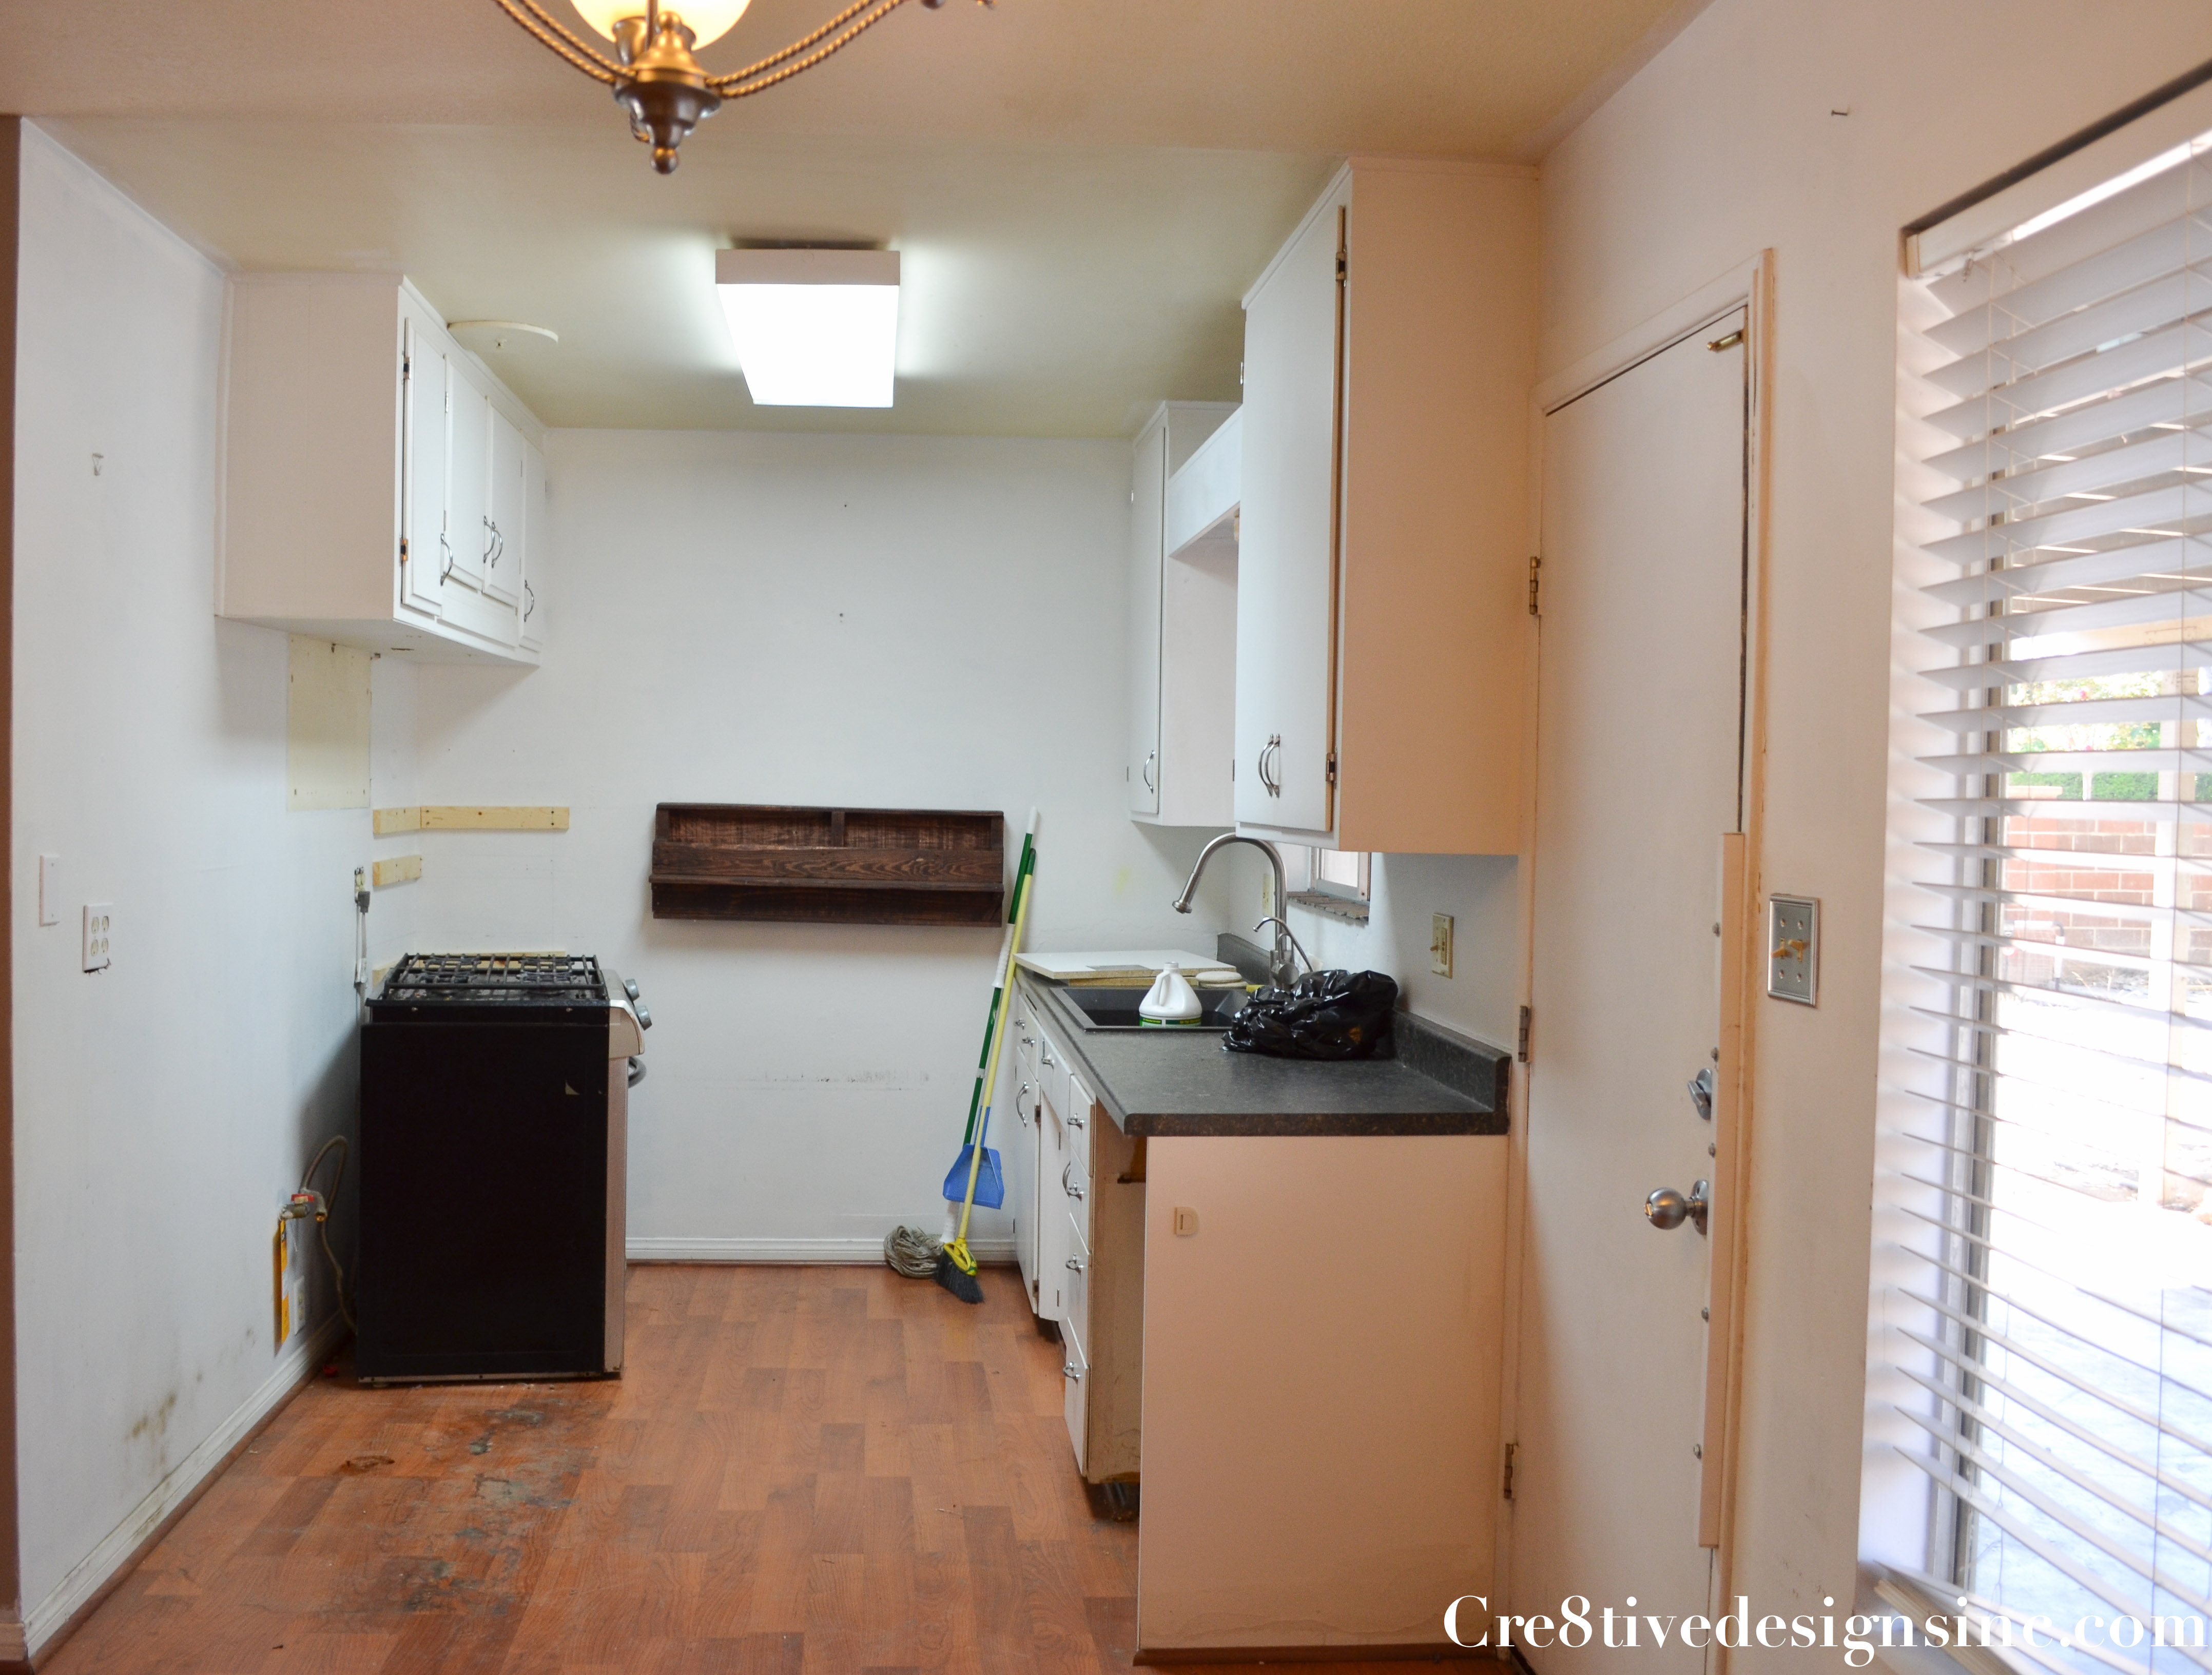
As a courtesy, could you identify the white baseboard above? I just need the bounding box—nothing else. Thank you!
[627,1236,1016,1265]
[23,1310,347,1662]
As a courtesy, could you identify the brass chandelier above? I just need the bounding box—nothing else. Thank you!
[495,0,961,173]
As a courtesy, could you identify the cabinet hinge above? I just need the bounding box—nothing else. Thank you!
[1326,751,1338,786]
[1517,1005,1532,1064]
[1502,1440,1519,1501]
[399,536,409,566]
[402,350,411,380]
[1528,556,1542,617]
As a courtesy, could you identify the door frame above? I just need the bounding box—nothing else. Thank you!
[1496,249,1775,1655]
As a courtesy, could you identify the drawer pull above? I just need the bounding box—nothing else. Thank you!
[1066,1112,1085,1129]
[1066,1256,1086,1272]
[1062,1161,1085,1202]
[1063,1363,1084,1382]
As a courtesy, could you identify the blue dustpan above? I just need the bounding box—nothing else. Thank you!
[942,1142,1005,1210]
[942,1105,1005,1210]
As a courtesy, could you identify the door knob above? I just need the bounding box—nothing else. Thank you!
[1646,1179,1711,1235]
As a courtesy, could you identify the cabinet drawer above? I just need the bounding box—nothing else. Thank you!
[1061,1310,1090,1473]
[1065,1203,1091,1264]
[1036,1025,1071,1117]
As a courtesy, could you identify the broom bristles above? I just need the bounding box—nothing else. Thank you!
[932,1252,984,1305]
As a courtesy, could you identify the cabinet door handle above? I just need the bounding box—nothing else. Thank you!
[439,531,455,582]
[1063,1363,1084,1382]
[1066,1256,1086,1272]
[523,581,536,621]
[1066,1111,1085,1129]
[1141,751,1156,792]
[1257,735,1283,797]
[1016,1081,1033,1125]
[1062,1161,1085,1201]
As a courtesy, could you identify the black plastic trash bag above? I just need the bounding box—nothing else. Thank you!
[1222,969,1399,1060]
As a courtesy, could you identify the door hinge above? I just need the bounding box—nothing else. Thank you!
[1502,1440,1519,1501]
[1517,1005,1532,1064]
[1527,556,1542,617]
[1326,750,1338,786]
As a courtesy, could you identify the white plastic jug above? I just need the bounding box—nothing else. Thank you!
[1139,962,1204,1025]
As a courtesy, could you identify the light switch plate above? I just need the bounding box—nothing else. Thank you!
[82,902,112,972]
[1172,1206,1199,1237]
[38,855,59,926]
[1768,895,1818,1005]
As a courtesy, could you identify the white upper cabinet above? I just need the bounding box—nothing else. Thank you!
[223,274,545,665]
[400,321,450,619]
[486,409,527,607]
[1128,420,1167,818]
[520,443,547,652]
[1234,159,1538,854]
[1129,401,1238,828]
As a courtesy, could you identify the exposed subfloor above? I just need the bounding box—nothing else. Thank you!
[40,1264,1475,1674]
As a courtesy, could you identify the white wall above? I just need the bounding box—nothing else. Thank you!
[402,429,1239,1258]
[1537,0,2212,1643]
[1210,847,1521,1049]
[11,127,367,1638]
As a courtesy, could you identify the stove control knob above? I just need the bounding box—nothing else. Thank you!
[633,1002,652,1029]
[623,978,641,1001]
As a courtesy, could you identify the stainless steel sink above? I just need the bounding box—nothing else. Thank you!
[1056,985,1249,1032]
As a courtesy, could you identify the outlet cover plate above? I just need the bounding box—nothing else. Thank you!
[1768,894,1818,1005]
[1430,912,1454,977]
[82,902,112,972]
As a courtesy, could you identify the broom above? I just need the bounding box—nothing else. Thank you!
[934,811,1038,1303]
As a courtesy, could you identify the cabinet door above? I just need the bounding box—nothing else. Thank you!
[400,323,451,618]
[484,409,525,607]
[520,441,546,651]
[1037,1088,1071,1321]
[1128,420,1166,815]
[1237,184,1347,834]
[445,375,491,592]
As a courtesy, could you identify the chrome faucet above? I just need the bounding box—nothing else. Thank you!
[1172,832,1297,988]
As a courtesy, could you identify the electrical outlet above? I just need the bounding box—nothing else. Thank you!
[1260,870,1276,917]
[82,903,112,972]
[1431,912,1454,977]
[38,855,59,926]
[1768,895,1819,1004]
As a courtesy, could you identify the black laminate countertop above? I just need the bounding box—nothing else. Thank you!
[1021,975,1510,1139]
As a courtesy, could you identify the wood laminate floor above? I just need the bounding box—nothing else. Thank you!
[42,1265,1477,1675]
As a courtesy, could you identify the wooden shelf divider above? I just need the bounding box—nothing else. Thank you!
[650,804,1007,926]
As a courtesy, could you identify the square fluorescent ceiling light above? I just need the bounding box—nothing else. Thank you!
[715,247,899,408]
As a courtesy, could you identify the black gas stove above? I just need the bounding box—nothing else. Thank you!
[371,953,611,1021]
[358,951,646,1384]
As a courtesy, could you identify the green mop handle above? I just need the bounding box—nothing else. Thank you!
[961,824,1037,1149]
[956,822,1037,1248]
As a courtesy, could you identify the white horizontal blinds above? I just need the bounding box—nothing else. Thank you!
[1910,131,2212,1673]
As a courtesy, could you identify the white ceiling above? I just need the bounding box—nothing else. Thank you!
[17,0,1697,435]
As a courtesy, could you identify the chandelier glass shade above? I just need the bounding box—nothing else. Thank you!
[569,0,750,47]
[494,0,952,173]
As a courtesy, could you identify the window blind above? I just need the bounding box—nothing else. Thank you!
[1906,133,2212,1673]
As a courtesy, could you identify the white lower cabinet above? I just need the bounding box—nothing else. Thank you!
[223,273,546,666]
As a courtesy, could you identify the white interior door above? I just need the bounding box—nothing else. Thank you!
[1513,311,1748,1670]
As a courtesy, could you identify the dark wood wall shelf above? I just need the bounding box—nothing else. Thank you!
[650,804,1006,927]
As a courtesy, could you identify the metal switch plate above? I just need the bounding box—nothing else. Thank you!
[1768,894,1818,1005]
